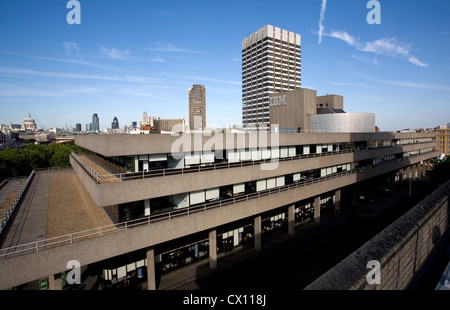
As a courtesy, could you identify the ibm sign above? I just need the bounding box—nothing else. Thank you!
[269,95,287,107]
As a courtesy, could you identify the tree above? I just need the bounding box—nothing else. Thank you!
[430,156,450,185]
[0,140,86,181]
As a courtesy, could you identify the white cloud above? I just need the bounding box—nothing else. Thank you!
[62,42,81,59]
[331,81,370,88]
[99,47,132,60]
[150,55,166,63]
[148,42,200,54]
[0,66,163,84]
[370,77,450,91]
[318,0,327,44]
[322,31,428,68]
[407,56,428,68]
[325,30,357,46]
[351,53,378,65]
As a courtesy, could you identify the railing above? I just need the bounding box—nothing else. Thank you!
[71,149,356,184]
[0,151,436,259]
[0,170,35,236]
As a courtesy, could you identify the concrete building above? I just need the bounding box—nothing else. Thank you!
[89,113,100,132]
[242,25,301,130]
[0,127,439,290]
[158,118,185,133]
[189,84,206,130]
[269,88,375,133]
[137,112,185,134]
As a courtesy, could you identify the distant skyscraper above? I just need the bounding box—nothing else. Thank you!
[242,25,302,130]
[189,84,206,130]
[111,117,119,129]
[76,123,82,132]
[90,113,99,132]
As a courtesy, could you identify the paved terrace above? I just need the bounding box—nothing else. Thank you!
[0,169,114,257]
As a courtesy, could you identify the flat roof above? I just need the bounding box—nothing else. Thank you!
[0,170,114,252]
[74,131,437,157]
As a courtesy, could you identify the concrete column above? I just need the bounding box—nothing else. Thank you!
[334,190,341,216]
[389,172,395,190]
[208,229,217,270]
[144,199,151,216]
[254,216,262,250]
[421,162,426,177]
[146,247,156,290]
[314,196,321,223]
[412,164,417,181]
[399,168,405,182]
[418,162,424,178]
[134,156,139,172]
[48,273,62,290]
[351,184,361,207]
[288,205,295,236]
[406,166,411,180]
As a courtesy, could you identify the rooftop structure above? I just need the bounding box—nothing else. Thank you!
[269,88,375,133]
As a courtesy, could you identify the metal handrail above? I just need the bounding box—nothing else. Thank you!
[72,149,357,184]
[0,170,35,236]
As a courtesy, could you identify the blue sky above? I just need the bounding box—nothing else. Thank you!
[0,0,449,131]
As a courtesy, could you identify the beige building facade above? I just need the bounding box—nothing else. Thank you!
[269,88,375,133]
[188,84,206,130]
[242,25,302,130]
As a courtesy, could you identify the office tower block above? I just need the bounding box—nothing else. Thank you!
[242,25,301,130]
[189,84,206,130]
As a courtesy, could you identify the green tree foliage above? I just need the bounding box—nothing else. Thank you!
[430,156,450,185]
[0,141,84,181]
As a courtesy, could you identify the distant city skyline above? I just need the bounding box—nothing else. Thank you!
[1,1,450,131]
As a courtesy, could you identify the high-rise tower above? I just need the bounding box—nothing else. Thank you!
[242,25,301,130]
[188,84,206,130]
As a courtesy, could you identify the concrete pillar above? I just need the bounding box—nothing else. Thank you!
[144,199,151,216]
[334,190,341,216]
[399,168,405,182]
[406,166,411,180]
[208,230,217,270]
[314,196,321,223]
[146,247,156,290]
[421,162,426,177]
[351,184,361,207]
[48,273,62,290]
[389,172,395,190]
[288,205,295,236]
[412,164,417,180]
[134,156,139,172]
[254,216,262,250]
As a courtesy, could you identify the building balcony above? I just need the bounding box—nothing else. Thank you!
[70,141,438,207]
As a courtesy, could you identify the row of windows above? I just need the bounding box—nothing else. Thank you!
[243,72,301,81]
[436,135,450,139]
[242,38,300,52]
[243,49,301,59]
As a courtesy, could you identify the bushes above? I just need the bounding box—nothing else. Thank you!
[0,141,84,181]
